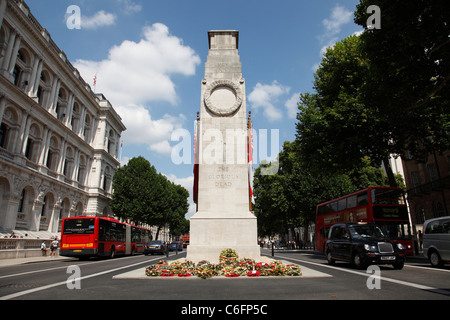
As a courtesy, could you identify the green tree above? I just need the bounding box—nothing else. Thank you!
[111,157,189,239]
[296,35,402,186]
[253,141,400,243]
[253,161,288,237]
[166,182,190,237]
[111,156,162,225]
[354,0,450,160]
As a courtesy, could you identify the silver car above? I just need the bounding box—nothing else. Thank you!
[423,216,450,267]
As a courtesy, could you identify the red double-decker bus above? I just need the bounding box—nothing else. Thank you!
[316,187,413,255]
[60,217,151,259]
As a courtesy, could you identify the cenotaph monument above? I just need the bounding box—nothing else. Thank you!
[186,30,261,263]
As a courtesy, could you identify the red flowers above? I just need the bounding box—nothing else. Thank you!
[247,270,261,277]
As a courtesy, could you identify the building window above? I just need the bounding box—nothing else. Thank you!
[0,123,8,148]
[17,189,25,213]
[434,202,445,218]
[427,164,439,188]
[12,65,21,86]
[411,171,420,195]
[46,149,53,169]
[415,206,425,224]
[24,138,34,160]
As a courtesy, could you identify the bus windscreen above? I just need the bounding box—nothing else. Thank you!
[63,218,95,235]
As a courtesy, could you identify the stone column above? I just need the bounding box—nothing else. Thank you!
[187,31,260,263]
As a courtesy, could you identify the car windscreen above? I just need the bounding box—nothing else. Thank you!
[349,224,385,239]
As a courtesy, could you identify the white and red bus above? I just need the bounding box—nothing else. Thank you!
[60,217,151,259]
[316,187,413,255]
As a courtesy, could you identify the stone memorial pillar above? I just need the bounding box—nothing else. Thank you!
[187,30,261,263]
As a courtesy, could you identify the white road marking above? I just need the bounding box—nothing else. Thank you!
[0,255,167,300]
[274,254,450,296]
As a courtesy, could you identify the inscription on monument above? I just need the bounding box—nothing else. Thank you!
[207,165,239,188]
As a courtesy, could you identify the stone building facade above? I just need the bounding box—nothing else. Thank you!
[0,0,126,235]
[403,150,450,230]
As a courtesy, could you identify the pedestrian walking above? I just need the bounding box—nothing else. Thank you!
[41,241,47,256]
[50,238,59,256]
[418,230,423,251]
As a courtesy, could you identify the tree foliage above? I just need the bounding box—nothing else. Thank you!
[255,0,446,239]
[354,0,450,160]
[110,156,189,239]
[253,141,400,238]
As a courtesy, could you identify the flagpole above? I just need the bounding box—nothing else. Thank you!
[248,111,254,212]
[93,74,97,93]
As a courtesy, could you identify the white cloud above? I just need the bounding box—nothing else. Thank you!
[312,4,353,71]
[116,0,142,14]
[247,81,290,121]
[81,11,117,30]
[75,23,200,106]
[74,23,200,156]
[284,92,300,119]
[322,5,353,37]
[115,104,185,156]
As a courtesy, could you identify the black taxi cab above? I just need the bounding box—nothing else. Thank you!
[325,223,405,269]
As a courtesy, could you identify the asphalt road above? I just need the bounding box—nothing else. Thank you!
[0,248,448,316]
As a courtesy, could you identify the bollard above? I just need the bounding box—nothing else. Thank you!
[271,242,274,257]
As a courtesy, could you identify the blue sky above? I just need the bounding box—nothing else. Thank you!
[26,0,363,218]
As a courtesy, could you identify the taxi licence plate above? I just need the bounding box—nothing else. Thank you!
[381,256,395,261]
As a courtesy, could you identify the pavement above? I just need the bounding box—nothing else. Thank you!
[0,255,76,267]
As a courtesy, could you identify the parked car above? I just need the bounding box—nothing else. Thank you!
[168,242,183,251]
[325,222,405,269]
[423,216,450,267]
[144,241,166,255]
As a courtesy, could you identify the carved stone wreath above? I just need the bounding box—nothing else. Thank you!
[204,79,242,116]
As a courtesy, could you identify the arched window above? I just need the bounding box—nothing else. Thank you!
[0,123,9,148]
[0,107,20,153]
[13,48,31,90]
[63,146,74,179]
[46,136,59,172]
[16,186,35,230]
[83,113,92,143]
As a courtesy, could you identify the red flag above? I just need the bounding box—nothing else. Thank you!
[248,113,254,204]
[193,118,199,205]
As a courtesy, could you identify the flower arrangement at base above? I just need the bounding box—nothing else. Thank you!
[285,265,302,276]
[160,270,175,277]
[247,270,261,277]
[156,260,168,265]
[196,268,215,279]
[219,248,239,265]
[145,250,301,278]
[145,265,161,277]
